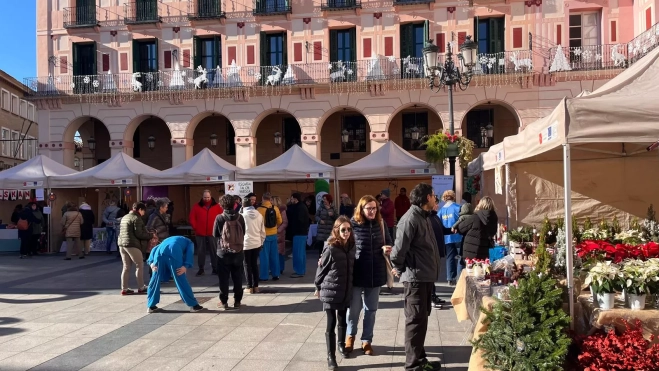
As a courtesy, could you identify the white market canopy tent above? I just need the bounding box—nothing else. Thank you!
[236,144,334,181]
[0,155,77,188]
[49,152,161,188]
[141,148,239,185]
[336,141,434,180]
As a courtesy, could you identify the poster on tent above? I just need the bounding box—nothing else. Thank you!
[142,186,169,202]
[432,175,454,207]
[315,179,330,210]
[225,181,253,198]
[494,166,503,195]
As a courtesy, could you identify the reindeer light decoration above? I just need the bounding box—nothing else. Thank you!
[194,66,208,89]
[131,72,142,92]
[329,61,346,82]
[266,66,283,86]
[403,55,421,74]
[510,52,532,71]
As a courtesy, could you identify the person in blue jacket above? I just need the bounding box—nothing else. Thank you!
[146,236,205,313]
[438,190,463,286]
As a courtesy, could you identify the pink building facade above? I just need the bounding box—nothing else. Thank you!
[30,0,659,195]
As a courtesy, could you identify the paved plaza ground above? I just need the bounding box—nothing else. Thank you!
[0,253,472,371]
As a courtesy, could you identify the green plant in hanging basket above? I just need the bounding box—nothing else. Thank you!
[423,130,475,168]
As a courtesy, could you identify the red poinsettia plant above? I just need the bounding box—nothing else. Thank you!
[576,240,659,264]
[576,319,659,371]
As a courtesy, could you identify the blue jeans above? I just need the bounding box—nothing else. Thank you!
[105,227,116,253]
[347,286,380,344]
[292,235,307,275]
[445,242,463,282]
[147,257,198,308]
[279,253,286,274]
[259,235,280,280]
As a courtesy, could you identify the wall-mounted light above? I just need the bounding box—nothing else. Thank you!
[210,133,218,147]
[87,137,96,152]
[74,157,80,168]
[341,130,350,144]
[274,132,282,145]
[411,126,420,141]
[486,123,494,140]
[147,135,156,150]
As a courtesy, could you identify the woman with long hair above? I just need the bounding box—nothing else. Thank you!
[457,196,498,259]
[345,195,392,356]
[315,215,356,370]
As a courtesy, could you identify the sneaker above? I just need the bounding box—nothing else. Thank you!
[244,287,254,294]
[190,305,205,312]
[253,287,260,293]
[362,342,374,355]
[137,286,148,294]
[217,302,233,311]
[233,301,241,309]
[290,274,304,278]
[121,289,134,296]
[147,306,161,314]
[196,269,205,277]
[272,277,279,281]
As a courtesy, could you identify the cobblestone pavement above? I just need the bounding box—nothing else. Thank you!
[0,253,472,371]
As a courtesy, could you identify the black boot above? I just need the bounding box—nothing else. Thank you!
[337,326,349,358]
[325,332,338,370]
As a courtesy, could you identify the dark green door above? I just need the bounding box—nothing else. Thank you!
[73,42,97,94]
[133,39,159,91]
[136,0,157,22]
[76,0,96,25]
[329,28,356,82]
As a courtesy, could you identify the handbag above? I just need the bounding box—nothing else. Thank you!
[61,212,79,236]
[381,221,395,289]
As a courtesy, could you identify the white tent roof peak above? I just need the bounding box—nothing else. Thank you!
[236,144,334,181]
[337,141,433,180]
[140,148,239,185]
[0,155,77,188]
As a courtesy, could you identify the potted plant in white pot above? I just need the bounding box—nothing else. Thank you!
[620,260,655,310]
[584,261,620,310]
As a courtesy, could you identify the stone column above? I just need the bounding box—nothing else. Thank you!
[369,131,389,152]
[235,136,256,169]
[301,134,321,159]
[109,139,133,157]
[171,138,193,166]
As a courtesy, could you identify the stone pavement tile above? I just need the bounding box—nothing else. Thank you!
[83,303,138,313]
[31,311,113,324]
[154,339,216,359]
[262,324,314,343]
[284,361,333,371]
[25,335,95,356]
[95,311,148,325]
[242,312,288,328]
[371,329,398,347]
[230,359,289,371]
[291,342,327,362]
[131,356,194,371]
[113,338,178,357]
[142,324,197,340]
[374,316,400,330]
[2,335,58,352]
[0,351,58,371]
[202,312,253,327]
[280,312,324,327]
[180,357,240,371]
[222,326,275,342]
[306,327,326,344]
[62,323,124,339]
[60,301,106,313]
[137,311,184,325]
[27,354,103,371]
[68,324,161,356]
[199,340,259,359]
[167,312,218,326]
[266,295,309,306]
[0,351,19,361]
[245,341,303,361]
[79,354,148,371]
[239,295,276,307]
[28,322,87,337]
[180,325,235,342]
[0,321,53,336]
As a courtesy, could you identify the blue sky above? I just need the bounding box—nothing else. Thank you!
[0,2,36,81]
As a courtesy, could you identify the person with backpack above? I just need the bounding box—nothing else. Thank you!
[17,203,42,259]
[257,192,282,281]
[213,194,246,310]
[241,197,266,294]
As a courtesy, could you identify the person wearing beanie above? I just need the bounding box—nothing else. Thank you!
[79,202,95,255]
[379,189,395,239]
[286,193,310,277]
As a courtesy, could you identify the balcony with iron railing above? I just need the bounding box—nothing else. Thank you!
[393,0,436,5]
[188,0,226,20]
[124,1,161,25]
[321,0,362,11]
[63,6,100,28]
[253,1,292,16]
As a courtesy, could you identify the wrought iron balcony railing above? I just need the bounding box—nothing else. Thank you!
[548,44,629,72]
[188,0,225,20]
[253,1,292,16]
[321,0,362,11]
[626,22,659,65]
[63,6,100,28]
[124,1,161,24]
[393,0,436,5]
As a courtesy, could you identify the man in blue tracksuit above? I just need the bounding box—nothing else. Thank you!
[438,190,462,286]
[146,236,205,313]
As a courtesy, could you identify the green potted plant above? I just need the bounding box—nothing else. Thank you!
[584,261,620,310]
[423,130,475,169]
[621,259,659,310]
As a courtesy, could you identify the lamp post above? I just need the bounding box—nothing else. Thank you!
[210,133,218,147]
[423,36,477,183]
[274,132,282,145]
[87,137,96,152]
[341,130,350,144]
[73,157,80,168]
[147,136,156,150]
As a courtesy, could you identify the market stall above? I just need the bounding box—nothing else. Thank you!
[140,148,238,185]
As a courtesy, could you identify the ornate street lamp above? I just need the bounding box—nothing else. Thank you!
[486,123,494,146]
[87,137,96,152]
[147,135,156,150]
[74,157,80,168]
[411,126,420,141]
[210,133,218,147]
[341,130,350,144]
[274,132,282,145]
[423,36,477,183]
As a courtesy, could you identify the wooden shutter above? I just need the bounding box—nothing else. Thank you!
[72,44,79,76]
[260,31,268,65]
[214,36,221,68]
[423,20,430,42]
[610,21,616,43]
[282,31,288,65]
[384,36,393,56]
[193,36,202,69]
[314,41,322,60]
[102,53,110,71]
[436,33,446,53]
[294,42,302,62]
[490,18,504,53]
[349,28,356,62]
[153,39,158,71]
[363,38,371,58]
[400,24,413,59]
[247,45,255,65]
[120,53,128,71]
[457,32,466,47]
[132,40,140,72]
[512,28,522,49]
[164,50,172,69]
[647,7,652,31]
[92,42,97,74]
[227,46,236,65]
[556,24,562,45]
[182,49,191,67]
[329,29,338,62]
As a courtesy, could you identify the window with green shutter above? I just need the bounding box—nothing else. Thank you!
[75,0,96,26]
[193,36,221,87]
[329,28,356,82]
[259,32,287,85]
[132,39,159,91]
[400,22,427,79]
[72,42,97,94]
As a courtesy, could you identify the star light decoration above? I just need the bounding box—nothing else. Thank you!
[70,83,75,89]
[254,73,262,80]
[83,76,90,84]
[187,77,194,84]
[92,80,99,88]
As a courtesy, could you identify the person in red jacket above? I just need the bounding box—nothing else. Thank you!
[394,187,411,221]
[189,190,223,276]
[380,189,395,240]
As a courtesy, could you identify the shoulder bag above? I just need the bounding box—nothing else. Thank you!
[61,212,80,236]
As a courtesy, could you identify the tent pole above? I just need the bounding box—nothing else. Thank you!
[563,143,575,330]
[333,173,340,214]
[137,177,142,201]
[47,187,52,254]
[505,164,511,230]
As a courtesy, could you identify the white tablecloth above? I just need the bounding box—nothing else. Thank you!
[60,228,117,252]
[307,224,318,246]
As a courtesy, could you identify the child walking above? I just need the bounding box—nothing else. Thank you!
[315,216,356,370]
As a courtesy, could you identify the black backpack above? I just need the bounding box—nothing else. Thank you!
[262,206,277,229]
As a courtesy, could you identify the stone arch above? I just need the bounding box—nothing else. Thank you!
[460,99,522,149]
[185,111,235,140]
[250,108,301,137]
[385,102,443,131]
[462,99,522,127]
[123,114,173,142]
[317,105,371,135]
[62,115,112,143]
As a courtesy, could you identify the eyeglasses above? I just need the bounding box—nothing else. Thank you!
[364,207,377,212]
[339,228,352,233]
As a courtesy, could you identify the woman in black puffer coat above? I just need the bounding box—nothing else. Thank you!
[457,196,498,259]
[315,216,356,370]
[345,195,392,356]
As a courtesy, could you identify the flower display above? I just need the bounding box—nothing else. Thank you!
[577,240,659,264]
[584,261,620,294]
[423,130,475,169]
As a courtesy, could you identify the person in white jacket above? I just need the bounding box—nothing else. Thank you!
[241,197,266,294]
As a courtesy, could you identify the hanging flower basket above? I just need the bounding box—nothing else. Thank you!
[423,131,475,168]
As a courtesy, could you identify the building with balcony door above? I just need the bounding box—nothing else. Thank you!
[30,0,658,204]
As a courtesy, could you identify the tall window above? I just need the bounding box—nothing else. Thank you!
[226,123,236,156]
[266,33,284,66]
[133,39,159,91]
[475,17,504,54]
[27,137,34,159]
[400,21,428,78]
[194,36,221,87]
[20,134,26,159]
[402,112,428,151]
[569,12,600,66]
[76,0,96,25]
[1,128,8,156]
[329,28,356,81]
[135,0,158,22]
[73,42,97,93]
[341,115,367,152]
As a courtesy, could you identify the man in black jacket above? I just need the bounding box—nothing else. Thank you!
[287,193,310,278]
[391,183,442,371]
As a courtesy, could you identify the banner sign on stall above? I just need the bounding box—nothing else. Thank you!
[23,181,43,187]
[410,168,436,175]
[205,176,225,182]
[225,181,253,198]
[36,189,45,201]
[305,172,330,179]
[538,122,558,145]
[23,190,31,200]
[11,190,18,200]
[432,175,454,206]
[142,186,169,202]
[110,179,133,185]
[496,149,505,163]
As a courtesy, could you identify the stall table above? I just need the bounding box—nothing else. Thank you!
[0,229,20,252]
[60,228,117,252]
